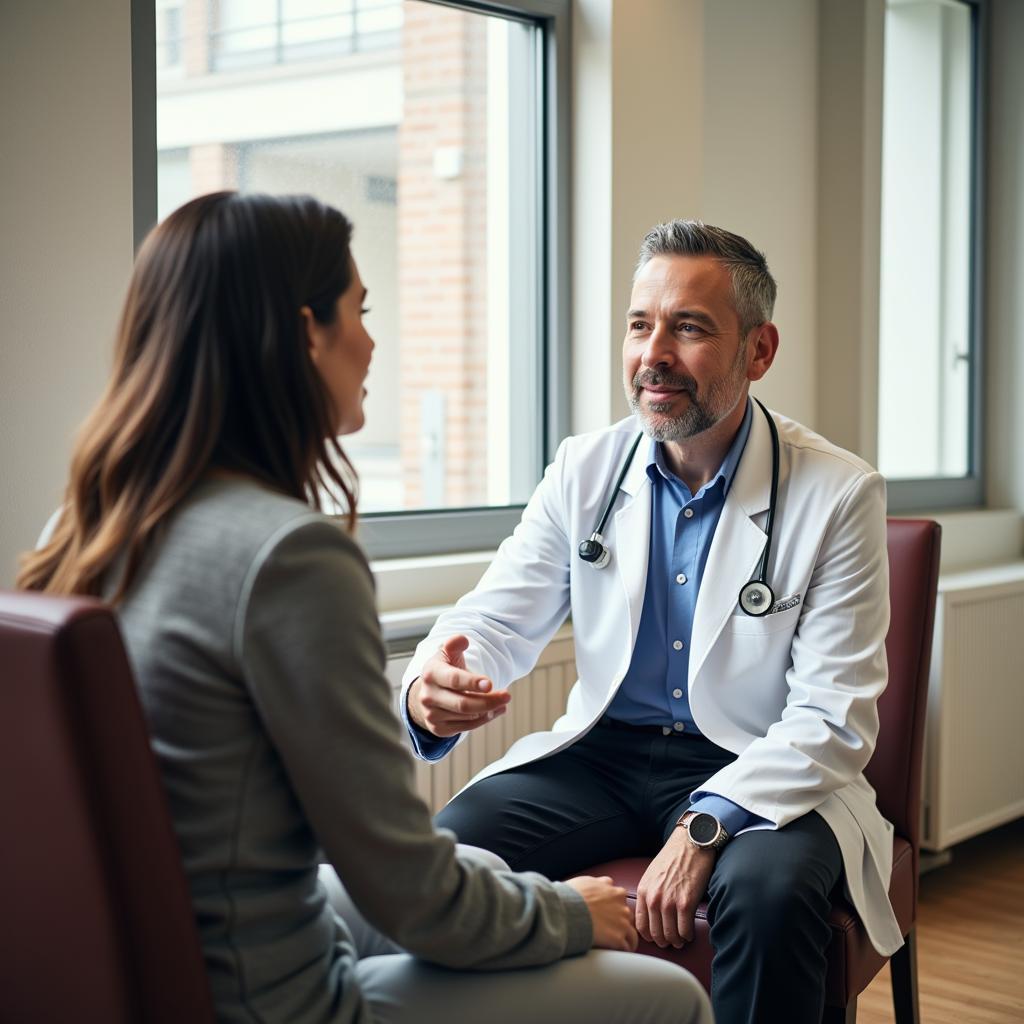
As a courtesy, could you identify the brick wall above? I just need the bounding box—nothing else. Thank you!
[189,143,238,194]
[398,1,489,508]
[182,0,209,76]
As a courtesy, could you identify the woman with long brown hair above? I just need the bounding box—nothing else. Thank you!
[19,192,710,1024]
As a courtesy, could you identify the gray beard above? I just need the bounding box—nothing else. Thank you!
[626,342,749,442]
[626,373,740,442]
[628,392,718,441]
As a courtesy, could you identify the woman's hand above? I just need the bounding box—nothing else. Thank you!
[565,875,639,952]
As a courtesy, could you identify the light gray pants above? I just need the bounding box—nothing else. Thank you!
[319,848,713,1024]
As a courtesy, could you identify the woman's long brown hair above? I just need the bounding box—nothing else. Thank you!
[18,191,358,600]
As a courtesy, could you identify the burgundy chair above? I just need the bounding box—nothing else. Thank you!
[584,518,941,1024]
[0,590,215,1024]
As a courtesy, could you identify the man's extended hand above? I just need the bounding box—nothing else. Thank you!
[635,822,717,948]
[407,635,511,738]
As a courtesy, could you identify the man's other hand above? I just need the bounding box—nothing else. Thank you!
[635,825,717,948]
[406,635,511,738]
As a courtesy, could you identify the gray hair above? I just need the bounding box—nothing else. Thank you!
[635,220,777,335]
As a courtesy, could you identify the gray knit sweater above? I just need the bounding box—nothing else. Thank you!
[113,476,591,1023]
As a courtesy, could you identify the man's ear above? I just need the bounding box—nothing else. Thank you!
[747,323,779,382]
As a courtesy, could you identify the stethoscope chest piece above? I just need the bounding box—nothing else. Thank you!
[577,431,645,572]
[738,580,774,617]
[578,534,611,570]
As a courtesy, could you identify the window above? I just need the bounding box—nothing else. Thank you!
[139,0,571,557]
[878,0,984,509]
[155,0,184,74]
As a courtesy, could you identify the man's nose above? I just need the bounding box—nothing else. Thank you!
[641,325,677,369]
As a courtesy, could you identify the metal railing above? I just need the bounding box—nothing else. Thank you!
[209,1,403,72]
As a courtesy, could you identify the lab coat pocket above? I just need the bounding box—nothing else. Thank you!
[724,601,802,636]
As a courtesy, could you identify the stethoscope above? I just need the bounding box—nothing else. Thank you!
[577,398,781,617]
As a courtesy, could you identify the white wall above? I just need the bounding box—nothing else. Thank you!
[572,0,820,436]
[701,1,820,428]
[0,0,135,585]
[986,0,1024,513]
[814,0,885,461]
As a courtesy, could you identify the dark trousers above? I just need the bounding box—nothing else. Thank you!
[436,718,842,1024]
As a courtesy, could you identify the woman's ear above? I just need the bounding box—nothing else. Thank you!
[300,305,323,367]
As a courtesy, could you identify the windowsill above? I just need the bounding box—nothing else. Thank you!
[896,507,1023,574]
[372,549,494,615]
[373,509,1023,643]
[379,605,453,655]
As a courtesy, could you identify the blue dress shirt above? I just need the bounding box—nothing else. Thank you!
[408,400,768,837]
[606,399,766,836]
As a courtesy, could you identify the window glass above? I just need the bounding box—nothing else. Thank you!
[214,0,278,69]
[156,1,543,514]
[280,0,356,60]
[155,0,185,73]
[878,0,975,480]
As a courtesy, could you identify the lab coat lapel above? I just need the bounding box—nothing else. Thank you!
[612,441,652,665]
[688,404,774,687]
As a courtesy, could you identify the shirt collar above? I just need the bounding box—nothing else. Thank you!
[646,397,754,498]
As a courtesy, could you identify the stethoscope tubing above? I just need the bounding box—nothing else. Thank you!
[751,397,780,587]
[595,432,644,538]
[579,398,781,616]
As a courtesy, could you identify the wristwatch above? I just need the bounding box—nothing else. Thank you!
[678,811,730,851]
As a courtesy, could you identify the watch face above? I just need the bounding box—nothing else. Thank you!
[688,813,720,845]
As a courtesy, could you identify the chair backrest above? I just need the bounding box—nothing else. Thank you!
[865,519,941,864]
[0,590,215,1024]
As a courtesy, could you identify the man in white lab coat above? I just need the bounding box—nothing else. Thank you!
[400,221,901,1024]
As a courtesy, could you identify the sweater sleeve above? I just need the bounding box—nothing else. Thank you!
[236,517,591,969]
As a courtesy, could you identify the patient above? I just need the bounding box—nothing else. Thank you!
[17,193,711,1024]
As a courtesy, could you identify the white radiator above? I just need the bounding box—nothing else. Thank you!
[387,627,578,814]
[922,562,1024,851]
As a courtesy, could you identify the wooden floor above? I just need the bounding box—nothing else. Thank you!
[856,817,1024,1024]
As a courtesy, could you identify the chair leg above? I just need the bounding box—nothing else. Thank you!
[821,997,856,1024]
[891,927,921,1024]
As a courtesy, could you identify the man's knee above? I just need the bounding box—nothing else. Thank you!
[708,839,835,945]
[434,779,525,861]
[433,758,640,876]
[711,859,813,917]
[437,785,494,838]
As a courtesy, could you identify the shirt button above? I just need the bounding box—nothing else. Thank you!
[684,508,695,519]
[672,688,683,699]
[676,573,688,585]
[672,640,683,651]
[662,726,672,736]
[673,721,685,732]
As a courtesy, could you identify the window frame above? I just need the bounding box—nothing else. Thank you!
[884,0,987,513]
[132,0,572,558]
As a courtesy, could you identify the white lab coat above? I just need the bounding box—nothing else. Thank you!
[402,406,903,956]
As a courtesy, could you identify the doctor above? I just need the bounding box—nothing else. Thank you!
[401,221,901,1024]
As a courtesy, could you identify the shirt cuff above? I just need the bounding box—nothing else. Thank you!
[402,678,459,762]
[687,793,768,837]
